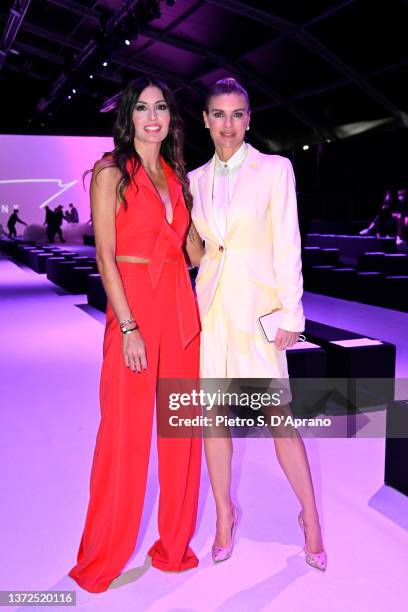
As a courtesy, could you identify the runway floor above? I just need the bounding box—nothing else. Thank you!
[1,252,408,612]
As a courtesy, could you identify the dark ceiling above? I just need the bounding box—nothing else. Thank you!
[1,0,407,162]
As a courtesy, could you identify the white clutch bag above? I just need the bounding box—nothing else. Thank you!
[258,308,283,343]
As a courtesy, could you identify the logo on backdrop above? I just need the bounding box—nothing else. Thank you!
[0,178,78,213]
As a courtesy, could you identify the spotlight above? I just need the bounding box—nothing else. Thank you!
[68,95,72,100]
[72,88,77,94]
[102,61,108,67]
[125,39,130,46]
[89,74,94,79]
[302,145,310,151]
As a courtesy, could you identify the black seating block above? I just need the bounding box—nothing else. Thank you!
[382,254,408,275]
[57,251,78,260]
[55,261,78,290]
[303,265,335,294]
[287,344,326,378]
[379,237,398,253]
[358,252,385,271]
[325,342,395,379]
[385,401,408,496]
[31,252,53,273]
[383,276,408,311]
[17,246,38,264]
[320,248,340,266]
[49,248,65,254]
[304,320,395,379]
[87,273,107,311]
[287,344,327,417]
[68,266,94,294]
[305,235,396,264]
[46,257,67,284]
[25,249,46,270]
[302,247,323,268]
[9,240,33,258]
[0,237,14,254]
[355,272,384,306]
[329,268,356,298]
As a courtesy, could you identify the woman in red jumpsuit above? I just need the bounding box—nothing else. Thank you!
[69,78,204,593]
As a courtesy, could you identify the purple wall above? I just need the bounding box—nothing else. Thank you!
[0,134,113,226]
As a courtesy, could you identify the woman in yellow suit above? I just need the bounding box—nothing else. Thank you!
[189,78,327,571]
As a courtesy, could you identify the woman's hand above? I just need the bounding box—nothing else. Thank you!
[274,329,300,351]
[122,329,147,373]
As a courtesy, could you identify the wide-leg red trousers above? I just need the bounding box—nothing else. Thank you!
[69,261,201,593]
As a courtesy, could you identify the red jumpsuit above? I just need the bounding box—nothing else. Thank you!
[69,159,201,593]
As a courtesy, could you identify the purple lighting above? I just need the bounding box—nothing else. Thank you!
[0,134,113,226]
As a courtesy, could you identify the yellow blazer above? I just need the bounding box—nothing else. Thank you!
[189,143,305,333]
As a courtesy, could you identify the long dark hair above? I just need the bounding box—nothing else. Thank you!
[96,76,192,209]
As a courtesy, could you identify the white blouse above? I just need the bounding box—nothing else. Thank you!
[212,142,248,238]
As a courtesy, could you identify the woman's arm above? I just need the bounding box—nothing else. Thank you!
[185,221,205,267]
[91,160,147,372]
[270,157,305,349]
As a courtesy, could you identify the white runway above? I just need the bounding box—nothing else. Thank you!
[1,252,408,611]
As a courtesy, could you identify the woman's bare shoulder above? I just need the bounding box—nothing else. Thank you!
[93,156,121,174]
[92,157,122,186]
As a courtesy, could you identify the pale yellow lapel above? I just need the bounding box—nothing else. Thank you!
[197,156,223,243]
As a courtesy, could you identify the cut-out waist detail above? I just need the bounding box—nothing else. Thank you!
[116,255,179,264]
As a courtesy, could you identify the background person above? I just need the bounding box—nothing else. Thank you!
[66,203,79,223]
[43,205,55,242]
[393,188,408,246]
[7,206,27,238]
[54,205,66,242]
[360,190,396,237]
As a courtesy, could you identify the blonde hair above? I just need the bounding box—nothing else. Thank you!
[205,77,250,112]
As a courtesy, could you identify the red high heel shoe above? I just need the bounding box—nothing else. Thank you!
[298,512,327,571]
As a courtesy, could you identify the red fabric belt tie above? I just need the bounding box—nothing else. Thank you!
[148,224,200,348]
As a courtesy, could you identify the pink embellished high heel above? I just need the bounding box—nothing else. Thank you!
[298,512,327,571]
[212,505,238,563]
